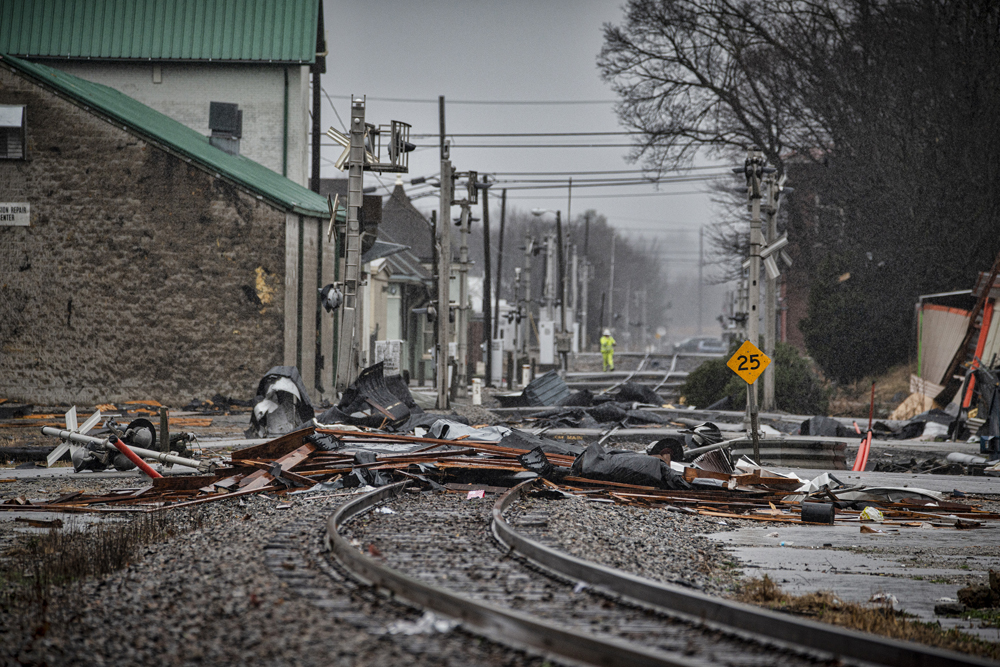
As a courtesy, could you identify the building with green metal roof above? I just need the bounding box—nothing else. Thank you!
[0,0,325,187]
[0,51,342,406]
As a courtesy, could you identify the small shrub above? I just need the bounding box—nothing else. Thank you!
[682,342,828,414]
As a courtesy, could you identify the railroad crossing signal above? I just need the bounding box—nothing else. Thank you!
[727,340,771,385]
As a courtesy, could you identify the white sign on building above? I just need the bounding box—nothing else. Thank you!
[0,203,29,226]
[374,339,403,376]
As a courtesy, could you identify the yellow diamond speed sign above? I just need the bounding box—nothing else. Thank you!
[727,340,771,385]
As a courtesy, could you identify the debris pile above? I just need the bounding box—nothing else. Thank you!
[9,362,997,531]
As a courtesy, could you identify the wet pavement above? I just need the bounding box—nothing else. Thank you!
[709,470,1000,640]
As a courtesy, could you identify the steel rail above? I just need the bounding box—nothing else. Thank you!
[491,481,992,667]
[599,352,651,395]
[326,482,700,667]
[652,353,681,393]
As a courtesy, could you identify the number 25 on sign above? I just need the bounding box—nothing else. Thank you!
[726,340,771,385]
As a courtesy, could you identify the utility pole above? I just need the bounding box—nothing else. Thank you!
[640,289,647,352]
[456,199,471,397]
[581,211,591,351]
[608,234,616,332]
[493,189,507,339]
[698,226,704,335]
[544,235,555,322]
[522,233,533,355]
[436,152,452,409]
[762,174,778,411]
[334,98,366,393]
[741,148,767,444]
[556,210,568,375]
[326,99,412,394]
[481,178,493,386]
[570,243,578,348]
[513,267,522,353]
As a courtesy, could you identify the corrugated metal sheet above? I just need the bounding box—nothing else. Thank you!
[918,303,970,386]
[523,371,571,407]
[0,0,319,63]
[2,54,331,217]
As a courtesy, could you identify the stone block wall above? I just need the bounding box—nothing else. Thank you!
[0,66,289,406]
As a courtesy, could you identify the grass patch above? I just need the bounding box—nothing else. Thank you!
[737,576,1000,660]
[0,510,206,636]
[955,608,1000,629]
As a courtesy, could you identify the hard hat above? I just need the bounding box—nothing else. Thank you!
[603,328,611,336]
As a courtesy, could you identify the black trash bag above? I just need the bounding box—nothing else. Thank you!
[646,436,687,463]
[558,389,595,407]
[517,446,565,480]
[329,362,412,430]
[499,429,586,457]
[247,366,316,438]
[625,409,667,425]
[614,382,663,405]
[587,402,628,423]
[896,409,955,440]
[571,441,690,490]
[799,416,852,438]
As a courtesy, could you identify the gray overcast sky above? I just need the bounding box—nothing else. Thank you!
[319,0,733,335]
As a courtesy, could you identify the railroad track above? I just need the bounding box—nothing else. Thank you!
[566,353,713,398]
[325,482,986,667]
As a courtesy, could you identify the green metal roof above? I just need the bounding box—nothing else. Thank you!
[1,54,336,218]
[0,0,320,63]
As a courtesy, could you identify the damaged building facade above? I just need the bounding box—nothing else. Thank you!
[0,55,339,406]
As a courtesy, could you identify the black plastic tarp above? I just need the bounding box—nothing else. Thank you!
[799,416,853,438]
[614,382,663,405]
[499,429,587,458]
[316,362,416,430]
[570,441,690,490]
[247,366,316,438]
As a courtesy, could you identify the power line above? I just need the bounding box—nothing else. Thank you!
[327,94,615,106]
[491,173,727,183]
[411,143,637,149]
[499,190,709,200]
[497,176,723,191]
[412,131,639,138]
[491,165,728,176]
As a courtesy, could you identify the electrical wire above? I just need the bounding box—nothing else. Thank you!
[411,131,640,138]
[320,87,348,132]
[490,165,728,175]
[327,94,615,106]
[411,143,638,149]
[504,190,708,200]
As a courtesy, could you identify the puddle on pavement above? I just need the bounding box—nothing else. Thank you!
[709,524,1000,640]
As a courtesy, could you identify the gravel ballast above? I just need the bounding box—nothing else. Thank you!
[0,483,548,667]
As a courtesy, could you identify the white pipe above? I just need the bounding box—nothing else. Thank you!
[41,427,212,472]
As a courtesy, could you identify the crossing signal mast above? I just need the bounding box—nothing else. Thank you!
[325,98,414,395]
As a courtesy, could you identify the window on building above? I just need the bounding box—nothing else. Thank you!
[0,105,26,159]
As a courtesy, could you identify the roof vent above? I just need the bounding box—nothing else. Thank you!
[208,101,242,156]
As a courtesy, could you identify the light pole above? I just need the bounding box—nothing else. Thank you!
[532,208,569,376]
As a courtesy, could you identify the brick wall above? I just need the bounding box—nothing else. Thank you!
[0,66,290,406]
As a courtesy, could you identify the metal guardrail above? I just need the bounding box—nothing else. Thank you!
[491,481,990,667]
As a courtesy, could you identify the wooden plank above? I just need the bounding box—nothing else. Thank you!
[238,443,315,489]
[231,427,314,462]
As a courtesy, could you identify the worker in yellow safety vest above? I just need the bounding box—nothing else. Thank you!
[600,328,616,372]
